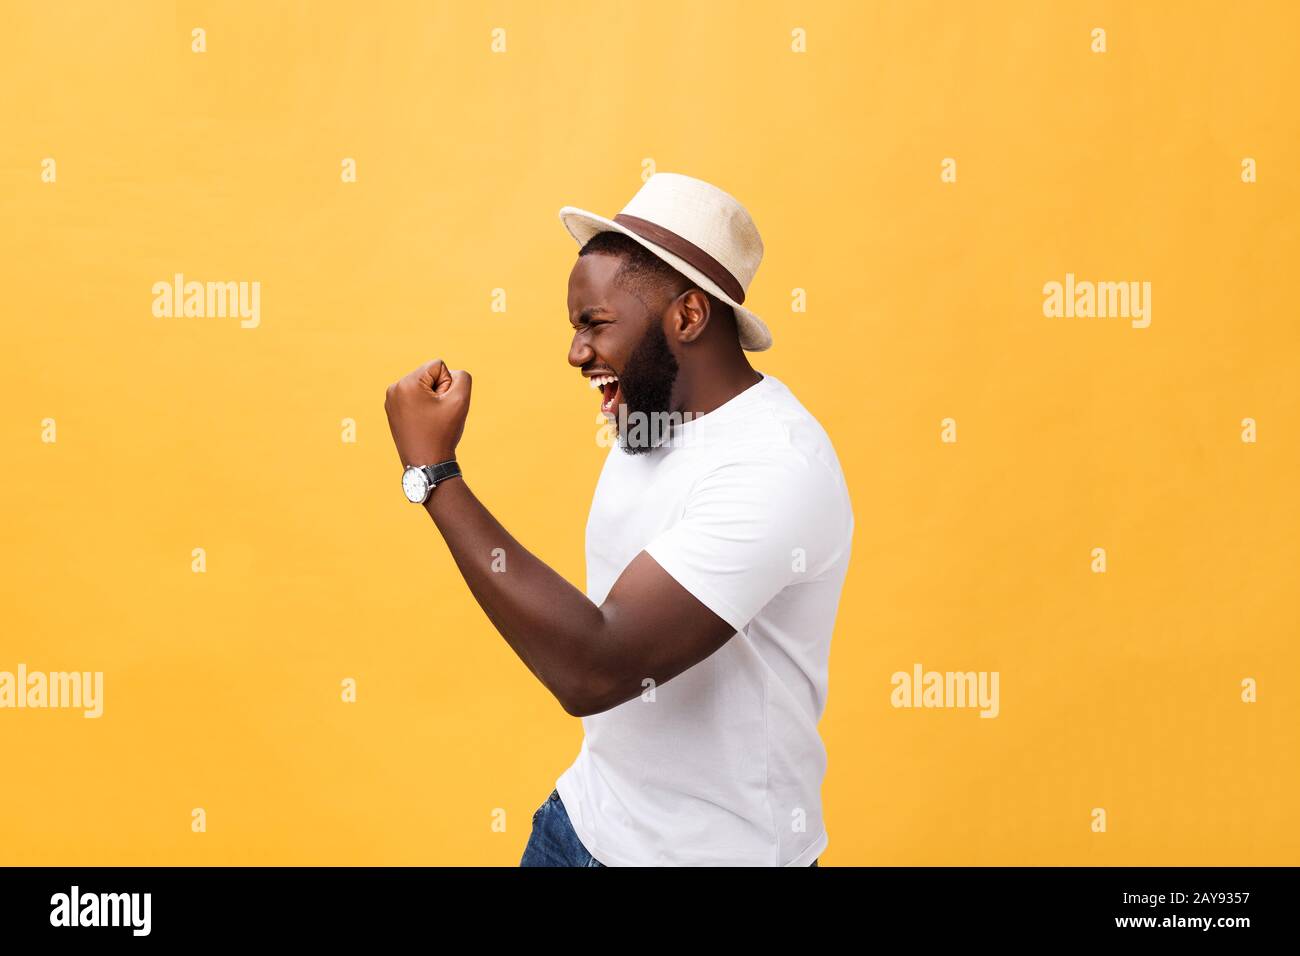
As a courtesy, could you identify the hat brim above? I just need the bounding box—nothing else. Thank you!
[558,205,772,352]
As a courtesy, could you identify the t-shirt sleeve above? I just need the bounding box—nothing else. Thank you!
[642,451,847,633]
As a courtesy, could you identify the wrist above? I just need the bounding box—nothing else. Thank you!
[406,450,456,467]
[422,470,466,519]
[401,457,461,505]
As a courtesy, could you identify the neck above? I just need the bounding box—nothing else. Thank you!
[674,352,763,418]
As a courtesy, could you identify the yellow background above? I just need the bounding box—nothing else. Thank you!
[2,0,1296,865]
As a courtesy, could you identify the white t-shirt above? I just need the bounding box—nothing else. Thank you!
[554,372,854,866]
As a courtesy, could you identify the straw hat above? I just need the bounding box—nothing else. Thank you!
[558,172,771,351]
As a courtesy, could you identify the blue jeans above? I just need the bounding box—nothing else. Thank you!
[520,788,606,866]
[519,788,820,867]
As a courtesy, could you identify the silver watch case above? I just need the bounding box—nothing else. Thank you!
[402,465,433,503]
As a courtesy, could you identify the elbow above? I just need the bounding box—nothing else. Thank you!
[561,695,593,719]
[559,679,609,718]
[557,667,622,719]
[563,694,617,719]
[555,616,627,718]
[559,684,590,718]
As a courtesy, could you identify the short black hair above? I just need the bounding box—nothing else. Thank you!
[578,230,735,323]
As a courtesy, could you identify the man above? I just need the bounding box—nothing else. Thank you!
[384,172,853,866]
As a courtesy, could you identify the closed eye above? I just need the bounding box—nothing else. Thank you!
[571,306,614,330]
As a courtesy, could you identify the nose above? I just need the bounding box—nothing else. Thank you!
[568,331,594,369]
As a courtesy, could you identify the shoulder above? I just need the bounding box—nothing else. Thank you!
[736,378,850,497]
[688,422,851,539]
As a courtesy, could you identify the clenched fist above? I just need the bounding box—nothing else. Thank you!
[384,359,472,466]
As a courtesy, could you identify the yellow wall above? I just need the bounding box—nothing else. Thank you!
[2,0,1296,865]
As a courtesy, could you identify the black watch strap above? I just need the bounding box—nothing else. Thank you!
[421,459,461,488]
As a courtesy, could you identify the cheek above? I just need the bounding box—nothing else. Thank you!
[602,338,631,370]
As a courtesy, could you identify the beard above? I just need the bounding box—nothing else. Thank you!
[614,317,679,455]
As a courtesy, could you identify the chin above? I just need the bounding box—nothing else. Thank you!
[617,437,654,457]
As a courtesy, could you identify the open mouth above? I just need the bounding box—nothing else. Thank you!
[588,373,623,415]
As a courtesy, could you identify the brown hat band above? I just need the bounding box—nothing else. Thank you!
[612,213,746,305]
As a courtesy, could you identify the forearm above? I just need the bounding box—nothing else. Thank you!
[383,359,735,720]
[420,475,608,714]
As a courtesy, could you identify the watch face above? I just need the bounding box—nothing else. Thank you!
[402,466,429,503]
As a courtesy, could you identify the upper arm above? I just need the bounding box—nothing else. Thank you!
[578,452,842,716]
[579,550,738,715]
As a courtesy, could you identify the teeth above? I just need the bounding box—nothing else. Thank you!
[588,375,619,389]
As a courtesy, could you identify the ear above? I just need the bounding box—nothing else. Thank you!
[673,288,712,345]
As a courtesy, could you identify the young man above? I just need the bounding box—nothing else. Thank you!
[384,173,853,866]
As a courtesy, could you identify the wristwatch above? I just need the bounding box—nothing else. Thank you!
[401,459,461,504]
